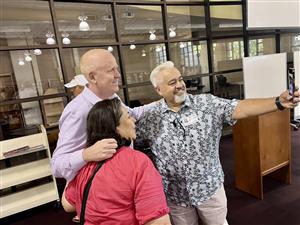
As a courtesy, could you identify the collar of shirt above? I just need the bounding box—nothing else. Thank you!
[81,86,118,105]
[160,94,192,114]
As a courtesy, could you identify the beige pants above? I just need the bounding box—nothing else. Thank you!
[168,185,228,225]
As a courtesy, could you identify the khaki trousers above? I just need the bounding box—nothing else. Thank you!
[168,185,228,225]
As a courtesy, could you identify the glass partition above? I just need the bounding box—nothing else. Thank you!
[0,0,55,47]
[128,85,160,105]
[0,101,43,139]
[122,43,167,84]
[169,41,209,77]
[117,5,164,42]
[210,5,243,36]
[280,33,300,61]
[0,49,64,101]
[214,71,243,99]
[167,6,206,39]
[249,36,276,57]
[42,97,67,127]
[54,2,116,45]
[212,38,244,72]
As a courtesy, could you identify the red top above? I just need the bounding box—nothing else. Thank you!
[65,146,169,225]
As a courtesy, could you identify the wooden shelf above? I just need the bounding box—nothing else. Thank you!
[45,112,61,117]
[0,132,46,160]
[1,159,52,189]
[0,125,59,218]
[43,98,63,104]
[0,183,59,218]
[1,147,45,160]
[261,161,289,176]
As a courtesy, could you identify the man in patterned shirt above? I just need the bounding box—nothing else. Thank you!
[136,61,299,225]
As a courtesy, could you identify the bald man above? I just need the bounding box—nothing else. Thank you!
[51,49,155,181]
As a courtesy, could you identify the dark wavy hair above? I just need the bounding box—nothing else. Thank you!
[86,98,131,149]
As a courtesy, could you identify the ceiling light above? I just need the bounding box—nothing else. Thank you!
[169,25,176,38]
[129,44,136,50]
[102,14,112,21]
[141,50,146,57]
[61,32,71,45]
[18,58,25,66]
[24,52,32,62]
[78,15,90,31]
[33,49,42,55]
[179,42,185,49]
[155,46,162,52]
[122,11,135,19]
[107,46,113,52]
[45,31,55,45]
[149,29,156,41]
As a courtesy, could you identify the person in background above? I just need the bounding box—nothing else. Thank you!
[64,74,88,97]
[62,98,171,225]
[136,61,299,225]
[51,49,155,182]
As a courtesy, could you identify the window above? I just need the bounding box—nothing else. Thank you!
[54,2,116,45]
[213,38,244,72]
[225,40,244,60]
[0,0,54,47]
[167,6,206,39]
[0,0,299,141]
[155,45,167,65]
[122,44,166,84]
[210,5,243,36]
[249,36,276,57]
[117,5,164,42]
[170,41,208,76]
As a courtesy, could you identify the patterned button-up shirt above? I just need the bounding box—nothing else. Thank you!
[136,94,239,207]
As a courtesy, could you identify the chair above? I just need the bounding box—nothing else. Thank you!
[216,75,241,99]
[216,75,230,98]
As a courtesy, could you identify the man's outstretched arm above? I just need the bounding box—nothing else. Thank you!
[232,90,299,120]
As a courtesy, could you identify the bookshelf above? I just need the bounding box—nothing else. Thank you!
[0,125,59,218]
[43,88,64,127]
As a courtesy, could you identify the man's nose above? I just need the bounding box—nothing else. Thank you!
[175,82,184,89]
[115,70,121,78]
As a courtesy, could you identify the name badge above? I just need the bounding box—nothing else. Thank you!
[181,113,199,126]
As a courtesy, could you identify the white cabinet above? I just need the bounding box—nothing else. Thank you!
[0,125,59,218]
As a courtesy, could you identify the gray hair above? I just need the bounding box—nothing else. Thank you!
[150,61,175,87]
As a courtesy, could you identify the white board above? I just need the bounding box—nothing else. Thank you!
[247,0,300,29]
[243,53,287,98]
[294,51,300,119]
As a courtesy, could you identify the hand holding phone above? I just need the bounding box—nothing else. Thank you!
[288,68,295,99]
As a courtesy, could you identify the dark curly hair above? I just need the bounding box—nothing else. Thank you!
[86,98,131,149]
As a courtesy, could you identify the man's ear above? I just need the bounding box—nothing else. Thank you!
[155,86,163,96]
[88,72,97,84]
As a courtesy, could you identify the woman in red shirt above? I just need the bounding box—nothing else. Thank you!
[62,98,171,225]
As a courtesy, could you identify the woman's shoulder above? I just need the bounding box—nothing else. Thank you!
[116,146,151,165]
[118,146,148,158]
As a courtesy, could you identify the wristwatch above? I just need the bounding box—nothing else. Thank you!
[275,96,285,111]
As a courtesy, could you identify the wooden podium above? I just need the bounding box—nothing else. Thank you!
[233,110,291,199]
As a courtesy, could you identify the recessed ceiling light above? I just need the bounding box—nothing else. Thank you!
[102,14,112,21]
[122,11,135,19]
